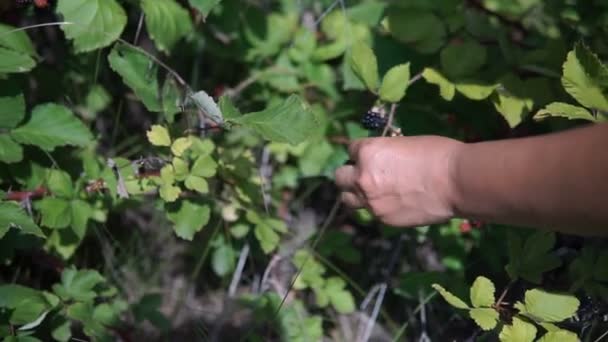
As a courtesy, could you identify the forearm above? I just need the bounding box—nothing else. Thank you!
[449,123,608,235]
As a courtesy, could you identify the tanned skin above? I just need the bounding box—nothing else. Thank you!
[335,123,608,236]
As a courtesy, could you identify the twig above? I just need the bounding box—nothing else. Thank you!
[494,281,514,309]
[133,13,145,45]
[382,103,398,137]
[357,283,388,342]
[228,244,250,297]
[0,22,72,38]
[593,329,608,342]
[260,254,282,294]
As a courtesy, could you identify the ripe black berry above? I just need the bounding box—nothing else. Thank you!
[361,111,387,130]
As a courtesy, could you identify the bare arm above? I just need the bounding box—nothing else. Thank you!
[335,123,608,236]
[450,122,608,235]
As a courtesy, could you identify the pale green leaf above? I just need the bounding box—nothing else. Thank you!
[191,155,217,178]
[189,0,222,18]
[561,43,608,111]
[493,93,529,128]
[70,200,92,239]
[441,40,487,79]
[172,157,189,181]
[229,95,319,145]
[469,308,499,331]
[218,95,241,120]
[325,277,356,314]
[379,63,411,103]
[456,83,497,100]
[432,284,469,309]
[147,125,171,146]
[108,44,161,112]
[522,289,580,323]
[211,244,235,277]
[0,201,44,239]
[38,198,72,229]
[11,103,93,151]
[536,330,579,342]
[0,135,23,164]
[52,268,105,302]
[141,0,193,53]
[57,0,127,53]
[46,170,74,198]
[255,222,280,254]
[349,42,379,91]
[0,92,25,129]
[535,102,597,122]
[422,68,455,101]
[167,201,210,240]
[0,24,36,56]
[190,90,223,123]
[185,175,209,194]
[470,276,495,308]
[0,47,36,73]
[499,317,537,342]
[159,184,181,202]
[171,137,192,156]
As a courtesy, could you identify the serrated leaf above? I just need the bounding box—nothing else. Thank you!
[161,78,182,123]
[191,155,217,178]
[506,231,561,284]
[171,137,192,156]
[469,308,499,331]
[423,68,455,101]
[432,284,469,309]
[0,92,25,129]
[521,289,580,323]
[493,93,529,128]
[70,199,92,239]
[561,43,608,111]
[0,201,44,239]
[535,102,597,122]
[189,0,222,18]
[46,170,74,198]
[185,175,209,194]
[167,201,210,240]
[384,9,446,54]
[218,95,241,120]
[456,83,497,100]
[11,104,93,151]
[147,125,171,146]
[325,277,355,314]
[441,40,487,79]
[53,268,105,302]
[141,0,193,53]
[0,24,36,56]
[499,317,537,342]
[0,134,23,163]
[38,198,72,229]
[470,276,495,308]
[211,244,235,277]
[57,0,127,53]
[108,44,161,112]
[159,184,181,202]
[0,47,36,73]
[255,222,280,254]
[349,42,379,91]
[190,90,223,124]
[229,95,319,145]
[379,63,411,103]
[172,157,189,181]
[536,330,579,342]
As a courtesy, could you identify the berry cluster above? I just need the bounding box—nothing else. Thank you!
[361,110,387,130]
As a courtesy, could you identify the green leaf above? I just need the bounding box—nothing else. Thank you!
[379,63,411,103]
[0,201,44,239]
[349,42,379,91]
[11,103,93,151]
[161,78,182,123]
[230,95,319,145]
[141,0,193,53]
[384,9,446,54]
[147,125,171,146]
[455,82,497,100]
[167,201,210,240]
[505,231,561,284]
[211,244,235,277]
[535,102,597,122]
[470,276,495,308]
[0,92,25,129]
[71,200,92,239]
[172,157,189,181]
[561,43,608,111]
[171,137,192,157]
[0,47,36,74]
[57,0,127,53]
[184,175,209,194]
[521,289,580,323]
[46,170,74,198]
[499,317,537,342]
[191,155,217,178]
[159,184,181,203]
[218,95,241,120]
[254,222,280,254]
[0,24,36,56]
[108,44,161,112]
[0,135,23,164]
[441,40,487,79]
[189,90,223,124]
[38,198,72,229]
[189,0,222,18]
[432,284,469,309]
[469,308,499,331]
[493,93,530,128]
[325,277,355,314]
[423,68,455,101]
[536,330,579,342]
[52,268,105,302]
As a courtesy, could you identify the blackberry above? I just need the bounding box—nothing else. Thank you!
[361,110,387,130]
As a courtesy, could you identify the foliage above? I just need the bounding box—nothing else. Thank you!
[1,0,607,340]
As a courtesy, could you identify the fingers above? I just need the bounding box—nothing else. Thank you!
[335,164,357,191]
[347,139,364,162]
[340,191,365,209]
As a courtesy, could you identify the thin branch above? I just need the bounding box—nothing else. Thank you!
[133,13,145,45]
[382,103,398,137]
[228,244,250,297]
[0,22,72,38]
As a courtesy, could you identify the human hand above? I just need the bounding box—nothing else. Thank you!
[334,136,463,227]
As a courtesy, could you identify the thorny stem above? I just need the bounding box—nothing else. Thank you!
[495,281,514,309]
